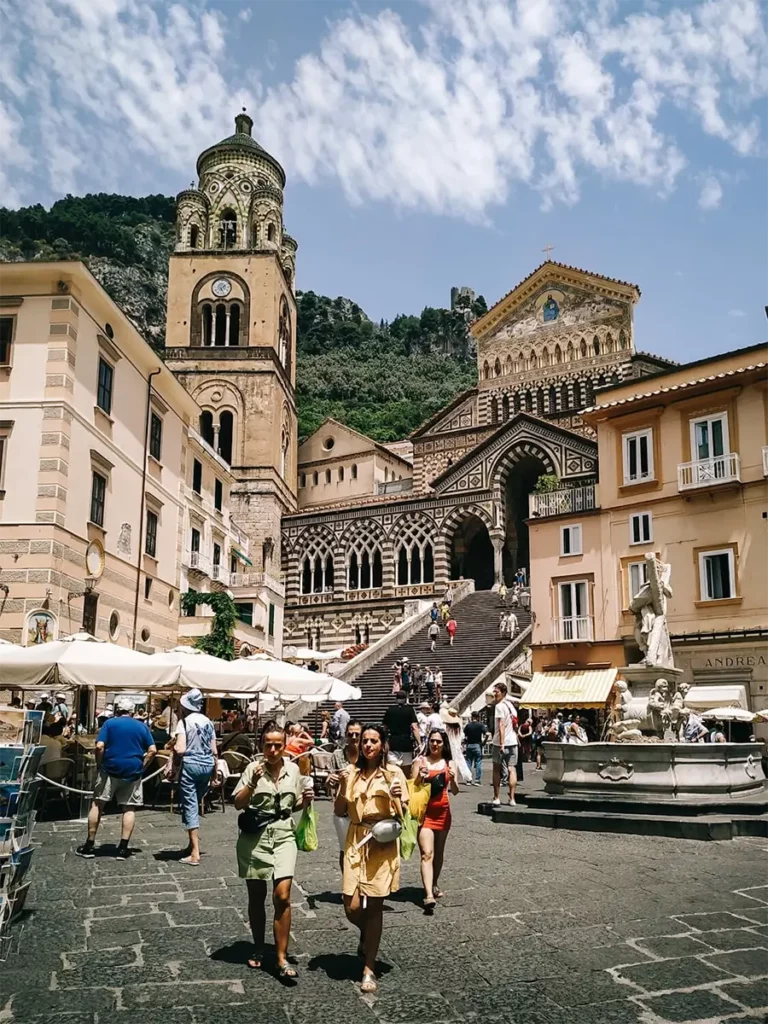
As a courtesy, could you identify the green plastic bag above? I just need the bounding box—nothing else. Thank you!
[295,803,318,852]
[399,811,419,861]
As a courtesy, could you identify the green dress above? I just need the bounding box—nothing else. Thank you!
[234,759,303,881]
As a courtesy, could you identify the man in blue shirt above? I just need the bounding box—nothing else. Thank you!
[77,697,156,860]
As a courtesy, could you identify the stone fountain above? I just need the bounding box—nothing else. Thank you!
[533,554,767,838]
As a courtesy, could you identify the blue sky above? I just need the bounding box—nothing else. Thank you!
[1,0,765,363]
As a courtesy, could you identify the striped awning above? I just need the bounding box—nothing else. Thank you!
[232,549,253,566]
[521,668,617,710]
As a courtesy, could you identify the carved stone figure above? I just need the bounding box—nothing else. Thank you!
[668,680,690,741]
[608,679,643,742]
[646,678,669,736]
[629,555,674,668]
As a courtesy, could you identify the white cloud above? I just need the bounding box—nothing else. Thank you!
[728,308,746,317]
[0,0,765,216]
[698,175,724,210]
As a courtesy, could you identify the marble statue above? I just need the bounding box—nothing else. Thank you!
[608,679,643,742]
[668,681,691,741]
[646,678,670,736]
[629,555,674,668]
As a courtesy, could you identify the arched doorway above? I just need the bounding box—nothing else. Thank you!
[503,454,548,583]
[450,514,494,590]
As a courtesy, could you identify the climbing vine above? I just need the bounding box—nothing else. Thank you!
[180,590,236,660]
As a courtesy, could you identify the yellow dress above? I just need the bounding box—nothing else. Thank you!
[342,765,407,898]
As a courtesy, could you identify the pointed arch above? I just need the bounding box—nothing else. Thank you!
[505,355,513,375]
[580,337,587,358]
[502,394,510,421]
[391,515,436,586]
[593,335,601,355]
[527,348,537,370]
[548,385,557,412]
[218,208,238,249]
[554,344,562,364]
[619,329,628,350]
[494,357,502,377]
[566,341,575,361]
[490,396,499,423]
[560,383,569,411]
[541,347,550,366]
[512,351,521,373]
[606,332,615,353]
[483,360,490,380]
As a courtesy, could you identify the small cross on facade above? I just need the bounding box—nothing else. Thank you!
[542,243,554,260]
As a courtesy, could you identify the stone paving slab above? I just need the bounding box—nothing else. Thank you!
[2,787,767,1024]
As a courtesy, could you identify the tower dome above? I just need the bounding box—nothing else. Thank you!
[196,111,285,187]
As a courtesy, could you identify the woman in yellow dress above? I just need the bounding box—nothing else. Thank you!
[233,721,313,981]
[334,724,408,993]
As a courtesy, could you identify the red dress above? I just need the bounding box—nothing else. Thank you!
[421,761,452,832]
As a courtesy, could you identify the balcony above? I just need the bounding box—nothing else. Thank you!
[762,446,768,476]
[230,571,286,597]
[553,616,594,642]
[186,550,211,575]
[677,453,741,492]
[529,484,596,518]
[211,564,230,585]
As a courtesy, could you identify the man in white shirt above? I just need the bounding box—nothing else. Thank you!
[506,612,519,638]
[491,681,519,806]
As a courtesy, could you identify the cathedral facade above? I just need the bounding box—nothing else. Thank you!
[163,115,673,654]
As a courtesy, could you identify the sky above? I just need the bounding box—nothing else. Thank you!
[1,0,766,364]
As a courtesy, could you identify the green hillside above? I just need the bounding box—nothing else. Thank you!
[0,193,482,441]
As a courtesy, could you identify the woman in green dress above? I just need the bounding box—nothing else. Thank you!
[233,721,313,980]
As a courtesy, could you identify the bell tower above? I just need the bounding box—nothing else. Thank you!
[165,110,298,572]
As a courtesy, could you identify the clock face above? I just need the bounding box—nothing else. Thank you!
[85,541,104,578]
[212,278,231,298]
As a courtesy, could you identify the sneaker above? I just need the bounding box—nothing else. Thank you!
[115,846,131,861]
[76,843,95,859]
[492,798,501,806]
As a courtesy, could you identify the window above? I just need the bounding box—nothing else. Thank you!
[144,577,153,600]
[325,469,331,484]
[230,553,238,574]
[109,611,120,640]
[90,471,106,526]
[338,466,345,482]
[623,428,653,484]
[300,473,306,488]
[560,524,582,556]
[630,512,652,545]
[0,316,14,364]
[691,412,729,462]
[0,435,6,489]
[190,527,200,553]
[268,603,275,637]
[149,413,163,461]
[192,458,202,494]
[213,542,221,567]
[97,358,113,415]
[214,479,223,511]
[558,580,590,639]
[699,548,736,601]
[351,464,358,480]
[312,471,318,486]
[145,509,158,557]
[234,602,253,626]
[628,560,648,601]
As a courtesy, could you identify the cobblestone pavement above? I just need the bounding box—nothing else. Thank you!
[2,782,767,1024]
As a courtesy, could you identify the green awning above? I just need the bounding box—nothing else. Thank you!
[232,549,253,566]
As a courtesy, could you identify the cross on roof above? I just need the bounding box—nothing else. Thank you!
[541,243,554,260]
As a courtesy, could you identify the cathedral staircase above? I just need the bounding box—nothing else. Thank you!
[343,591,531,723]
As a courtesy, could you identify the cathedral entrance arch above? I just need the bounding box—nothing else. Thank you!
[502,455,548,583]
[449,514,494,590]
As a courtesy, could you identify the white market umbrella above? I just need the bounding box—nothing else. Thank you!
[245,655,361,703]
[700,706,756,723]
[0,633,181,689]
[282,645,339,662]
[150,646,268,695]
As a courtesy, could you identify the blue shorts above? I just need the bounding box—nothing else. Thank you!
[179,758,213,830]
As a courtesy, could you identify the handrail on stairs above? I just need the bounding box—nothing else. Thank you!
[335,578,476,685]
[450,622,533,716]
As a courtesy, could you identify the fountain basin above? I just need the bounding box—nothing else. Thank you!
[543,741,766,803]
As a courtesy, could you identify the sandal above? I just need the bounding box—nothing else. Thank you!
[278,963,298,983]
[432,888,444,899]
[423,897,436,915]
[247,950,264,970]
[360,970,378,993]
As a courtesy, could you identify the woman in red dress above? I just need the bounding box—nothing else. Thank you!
[415,729,459,913]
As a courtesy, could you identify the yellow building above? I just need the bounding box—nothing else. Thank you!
[528,342,768,734]
[0,261,198,649]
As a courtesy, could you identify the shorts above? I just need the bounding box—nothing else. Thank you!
[388,750,414,767]
[93,771,143,808]
[491,745,517,768]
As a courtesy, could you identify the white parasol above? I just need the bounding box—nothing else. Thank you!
[700,706,757,723]
[282,645,341,662]
[0,632,181,689]
[245,655,361,703]
[150,646,268,694]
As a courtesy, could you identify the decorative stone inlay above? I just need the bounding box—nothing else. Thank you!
[598,757,635,782]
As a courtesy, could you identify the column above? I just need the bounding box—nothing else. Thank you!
[213,423,220,454]
[491,533,505,590]
[224,310,231,347]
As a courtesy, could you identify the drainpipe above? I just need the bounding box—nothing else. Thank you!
[132,368,161,648]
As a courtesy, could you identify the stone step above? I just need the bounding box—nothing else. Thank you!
[523,790,768,817]
[479,802,768,841]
